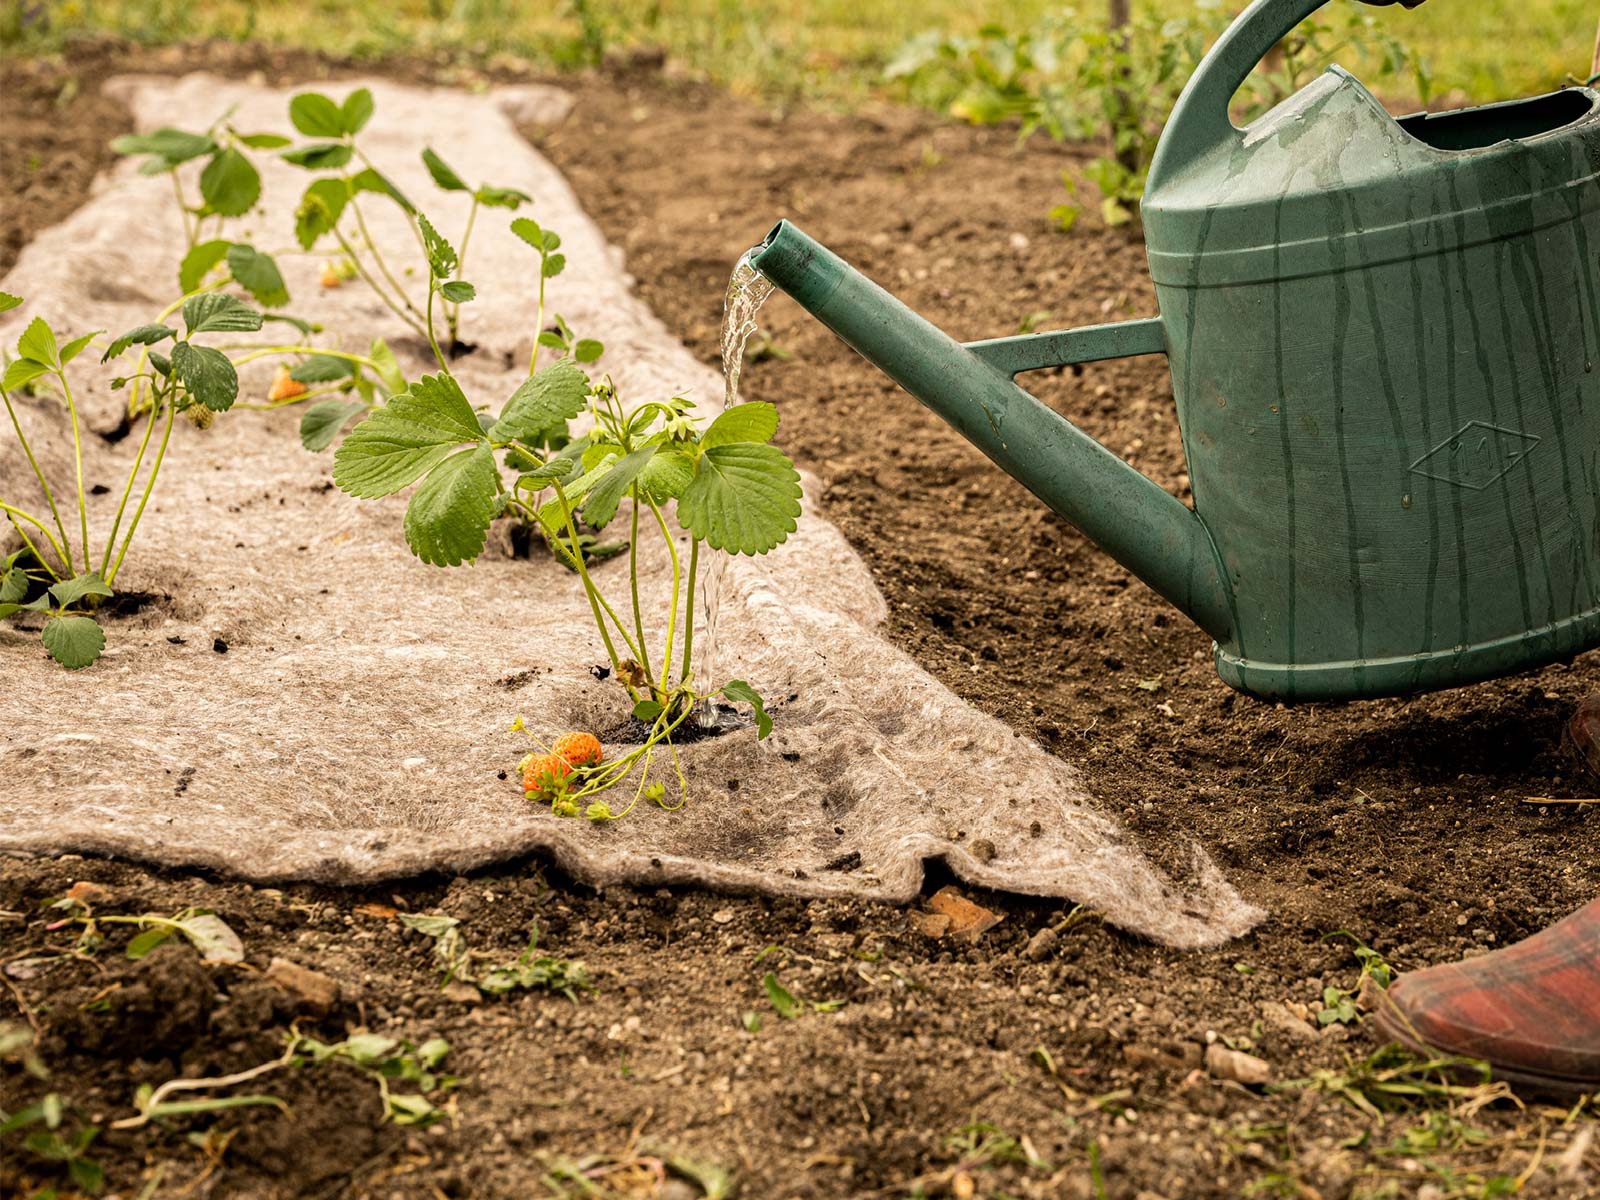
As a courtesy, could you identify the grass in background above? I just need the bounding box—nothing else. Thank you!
[2,0,1593,109]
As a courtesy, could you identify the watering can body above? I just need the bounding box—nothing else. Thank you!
[752,0,1600,702]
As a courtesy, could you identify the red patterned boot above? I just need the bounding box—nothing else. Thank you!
[1372,899,1600,1099]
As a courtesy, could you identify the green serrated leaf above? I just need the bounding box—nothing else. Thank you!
[474,184,530,209]
[580,444,655,529]
[289,354,356,384]
[0,292,21,314]
[170,341,239,411]
[223,244,289,307]
[58,330,103,367]
[422,148,469,192]
[639,448,696,502]
[17,316,59,368]
[542,253,566,278]
[0,567,26,605]
[702,401,779,448]
[350,166,415,214]
[489,358,589,443]
[289,91,345,138]
[439,280,475,304]
[183,293,263,336]
[282,143,353,171]
[340,87,374,135]
[41,615,104,668]
[403,444,498,567]
[300,398,370,451]
[111,127,215,167]
[632,699,664,722]
[333,373,485,498]
[199,148,260,217]
[236,132,291,149]
[573,338,604,364]
[295,178,350,249]
[721,679,773,738]
[48,571,112,610]
[102,323,176,362]
[178,238,232,295]
[509,216,543,249]
[2,359,50,391]
[678,443,801,555]
[417,213,457,280]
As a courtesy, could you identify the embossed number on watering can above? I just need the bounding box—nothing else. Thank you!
[1407,421,1541,492]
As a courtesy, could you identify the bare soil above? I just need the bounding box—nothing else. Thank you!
[3,41,1596,1200]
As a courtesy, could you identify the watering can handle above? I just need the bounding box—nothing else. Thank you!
[1149,0,1418,184]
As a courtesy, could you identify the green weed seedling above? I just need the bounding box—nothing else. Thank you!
[0,1092,105,1196]
[1317,932,1395,1026]
[45,890,245,964]
[400,912,591,1000]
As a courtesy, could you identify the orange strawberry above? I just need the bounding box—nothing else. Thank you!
[319,263,344,289]
[521,752,573,797]
[552,731,603,768]
[268,367,307,403]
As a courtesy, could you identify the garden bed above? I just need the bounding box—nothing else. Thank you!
[2,45,1597,1200]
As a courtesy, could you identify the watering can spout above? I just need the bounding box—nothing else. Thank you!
[749,220,1234,643]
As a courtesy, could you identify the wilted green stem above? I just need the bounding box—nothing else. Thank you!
[2,386,74,574]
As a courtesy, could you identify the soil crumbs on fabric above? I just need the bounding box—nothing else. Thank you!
[3,43,1596,1200]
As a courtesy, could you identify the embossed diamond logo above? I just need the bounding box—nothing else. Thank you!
[1408,421,1540,491]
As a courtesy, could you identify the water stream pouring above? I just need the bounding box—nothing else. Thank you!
[748,0,1600,702]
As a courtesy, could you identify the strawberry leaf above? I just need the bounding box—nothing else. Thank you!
[404,443,498,566]
[678,443,801,555]
[333,373,485,498]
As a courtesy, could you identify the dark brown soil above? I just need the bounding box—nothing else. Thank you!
[2,41,1597,1200]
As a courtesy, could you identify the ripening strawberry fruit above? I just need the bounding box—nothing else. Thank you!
[522,752,573,797]
[319,263,343,288]
[552,731,602,768]
[268,367,307,403]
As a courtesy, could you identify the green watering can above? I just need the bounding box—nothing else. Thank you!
[749,0,1600,702]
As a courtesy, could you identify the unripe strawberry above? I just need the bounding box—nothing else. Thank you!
[522,753,573,798]
[553,731,602,767]
[268,367,307,403]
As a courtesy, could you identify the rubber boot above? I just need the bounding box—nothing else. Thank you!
[1372,898,1600,1099]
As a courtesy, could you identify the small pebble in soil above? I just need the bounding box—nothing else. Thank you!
[212,637,228,653]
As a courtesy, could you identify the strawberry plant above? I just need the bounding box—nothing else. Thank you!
[328,210,800,816]
[279,87,532,356]
[1,288,270,667]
